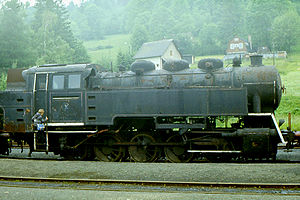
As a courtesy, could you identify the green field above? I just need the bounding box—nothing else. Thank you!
[83,34,131,68]
[272,54,300,130]
[84,34,300,130]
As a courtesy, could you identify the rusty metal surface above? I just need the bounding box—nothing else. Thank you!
[6,68,26,83]
[0,91,32,133]
[4,122,26,133]
[6,68,27,91]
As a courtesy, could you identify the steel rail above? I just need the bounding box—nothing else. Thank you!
[0,176,299,189]
[1,155,300,164]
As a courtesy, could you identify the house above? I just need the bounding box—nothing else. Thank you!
[224,37,250,60]
[257,47,287,59]
[133,39,182,70]
[226,37,249,55]
[257,46,271,54]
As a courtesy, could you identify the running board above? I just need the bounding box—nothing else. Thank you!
[188,150,242,153]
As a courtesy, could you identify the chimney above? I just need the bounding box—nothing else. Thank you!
[250,55,263,67]
[248,35,252,50]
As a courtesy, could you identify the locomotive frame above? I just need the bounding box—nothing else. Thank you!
[0,57,286,162]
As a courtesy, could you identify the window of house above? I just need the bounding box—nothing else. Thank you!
[53,75,64,89]
[68,74,81,89]
[170,50,173,56]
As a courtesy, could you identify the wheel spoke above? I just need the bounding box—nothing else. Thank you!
[128,133,158,162]
[164,134,193,163]
[94,134,124,162]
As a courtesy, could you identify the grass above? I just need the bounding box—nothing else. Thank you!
[272,54,300,131]
[83,34,131,67]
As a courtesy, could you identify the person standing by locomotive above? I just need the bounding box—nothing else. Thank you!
[32,109,48,127]
[28,109,48,157]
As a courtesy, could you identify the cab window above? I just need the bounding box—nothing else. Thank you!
[36,74,46,90]
[68,74,81,89]
[53,75,64,89]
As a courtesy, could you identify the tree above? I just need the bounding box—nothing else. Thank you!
[69,0,127,39]
[149,5,176,40]
[172,33,194,55]
[0,73,6,91]
[32,0,90,64]
[81,2,105,40]
[116,50,134,71]
[64,0,300,57]
[0,0,36,68]
[217,0,246,48]
[198,23,222,55]
[246,0,293,49]
[130,25,148,53]
[124,0,155,32]
[35,35,75,65]
[271,10,300,52]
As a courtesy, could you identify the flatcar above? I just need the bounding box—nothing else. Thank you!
[0,55,286,162]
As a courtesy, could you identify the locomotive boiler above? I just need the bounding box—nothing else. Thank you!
[0,55,285,162]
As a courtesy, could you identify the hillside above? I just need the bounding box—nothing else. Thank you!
[83,34,131,68]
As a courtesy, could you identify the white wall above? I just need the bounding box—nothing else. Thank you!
[162,43,182,60]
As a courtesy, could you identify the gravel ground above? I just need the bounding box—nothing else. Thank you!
[277,149,300,161]
[1,149,300,199]
[0,155,300,183]
[1,186,300,200]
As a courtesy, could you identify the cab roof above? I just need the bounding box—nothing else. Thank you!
[22,64,97,79]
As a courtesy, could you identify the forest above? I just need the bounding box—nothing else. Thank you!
[68,0,300,54]
[0,0,300,82]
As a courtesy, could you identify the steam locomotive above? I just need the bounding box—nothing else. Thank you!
[0,55,286,162]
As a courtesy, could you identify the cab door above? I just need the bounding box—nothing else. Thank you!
[50,74,84,123]
[34,73,48,115]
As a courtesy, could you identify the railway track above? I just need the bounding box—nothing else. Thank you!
[1,155,299,164]
[0,175,300,191]
[1,158,300,197]
[1,155,300,164]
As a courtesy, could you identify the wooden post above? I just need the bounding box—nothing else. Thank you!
[288,112,291,130]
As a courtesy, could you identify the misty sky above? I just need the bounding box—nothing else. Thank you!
[20,0,83,6]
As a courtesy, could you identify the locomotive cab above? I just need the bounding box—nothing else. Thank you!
[22,64,97,126]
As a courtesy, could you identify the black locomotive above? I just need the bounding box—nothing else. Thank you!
[0,55,286,162]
